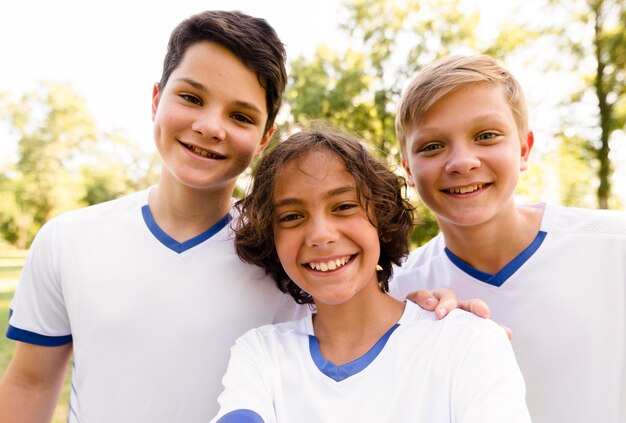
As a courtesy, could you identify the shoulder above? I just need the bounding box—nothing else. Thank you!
[402,302,503,338]
[541,203,626,238]
[390,233,453,298]
[30,190,149,247]
[234,315,309,348]
[396,303,511,366]
[49,189,148,227]
[397,233,446,271]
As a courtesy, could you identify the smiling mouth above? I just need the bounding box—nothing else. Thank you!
[306,255,353,272]
[180,141,225,159]
[445,183,487,194]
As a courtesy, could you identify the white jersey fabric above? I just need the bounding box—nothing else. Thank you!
[391,203,626,423]
[7,188,303,423]
[211,301,530,423]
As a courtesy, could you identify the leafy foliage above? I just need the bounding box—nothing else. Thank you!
[0,82,158,247]
[546,0,626,208]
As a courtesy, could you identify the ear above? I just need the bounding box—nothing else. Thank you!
[256,126,275,155]
[401,158,416,186]
[520,131,534,171]
[151,83,160,121]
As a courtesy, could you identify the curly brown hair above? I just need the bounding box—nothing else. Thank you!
[234,127,415,304]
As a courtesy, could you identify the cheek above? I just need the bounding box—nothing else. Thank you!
[413,169,434,194]
[273,231,292,265]
[153,107,180,140]
[232,135,263,165]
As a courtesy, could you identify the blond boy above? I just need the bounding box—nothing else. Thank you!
[393,54,626,423]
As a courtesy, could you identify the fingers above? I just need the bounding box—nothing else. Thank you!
[406,289,495,321]
[405,289,513,340]
[405,290,440,311]
[431,289,460,319]
[406,288,459,319]
[458,298,491,319]
[500,324,513,341]
[458,299,513,340]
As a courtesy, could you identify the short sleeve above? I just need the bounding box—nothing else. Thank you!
[7,219,72,346]
[210,330,276,423]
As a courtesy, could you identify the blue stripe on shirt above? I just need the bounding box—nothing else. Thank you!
[216,409,264,423]
[6,322,72,346]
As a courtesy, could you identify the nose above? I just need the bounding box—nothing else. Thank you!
[444,144,480,174]
[305,214,338,248]
[191,110,226,141]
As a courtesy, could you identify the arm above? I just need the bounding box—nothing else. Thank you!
[210,332,274,423]
[406,289,512,340]
[0,341,72,423]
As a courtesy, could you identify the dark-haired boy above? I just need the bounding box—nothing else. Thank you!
[0,11,299,422]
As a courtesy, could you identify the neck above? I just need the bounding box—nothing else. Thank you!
[149,176,234,242]
[441,204,544,274]
[313,286,404,366]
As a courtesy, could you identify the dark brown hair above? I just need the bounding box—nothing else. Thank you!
[158,10,287,135]
[234,127,415,304]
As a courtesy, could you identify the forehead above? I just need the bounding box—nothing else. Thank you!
[169,41,268,114]
[273,150,354,195]
[407,83,514,133]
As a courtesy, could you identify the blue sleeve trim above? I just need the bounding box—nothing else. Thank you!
[217,409,265,423]
[6,322,72,347]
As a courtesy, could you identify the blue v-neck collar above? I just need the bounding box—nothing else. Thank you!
[141,205,231,254]
[308,324,400,382]
[445,231,547,287]
[306,303,417,382]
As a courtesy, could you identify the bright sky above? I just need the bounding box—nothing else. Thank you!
[0,0,346,154]
[1,0,625,204]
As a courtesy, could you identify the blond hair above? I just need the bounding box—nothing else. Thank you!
[395,55,528,158]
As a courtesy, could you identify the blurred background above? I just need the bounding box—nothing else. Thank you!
[1,0,625,251]
[0,1,624,420]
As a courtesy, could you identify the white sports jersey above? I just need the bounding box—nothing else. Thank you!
[211,301,530,423]
[391,203,626,423]
[7,188,303,423]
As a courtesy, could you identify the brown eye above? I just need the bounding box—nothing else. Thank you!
[232,113,253,124]
[181,94,202,105]
[419,143,443,153]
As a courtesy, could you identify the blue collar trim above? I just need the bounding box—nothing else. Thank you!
[309,323,400,382]
[141,205,231,254]
[444,230,547,287]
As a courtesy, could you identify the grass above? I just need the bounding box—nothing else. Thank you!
[0,250,71,423]
[0,250,27,281]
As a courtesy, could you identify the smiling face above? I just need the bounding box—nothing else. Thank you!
[272,150,382,306]
[402,82,533,230]
[151,41,273,195]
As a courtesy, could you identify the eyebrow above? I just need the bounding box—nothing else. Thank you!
[413,112,510,137]
[273,186,357,208]
[174,77,264,114]
[471,112,510,124]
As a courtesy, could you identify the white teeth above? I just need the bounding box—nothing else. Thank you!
[448,184,484,194]
[308,257,349,272]
[183,142,222,159]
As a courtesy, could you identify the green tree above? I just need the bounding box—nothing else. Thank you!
[0,82,93,247]
[0,82,159,247]
[547,0,626,208]
[79,132,160,206]
[285,0,538,244]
